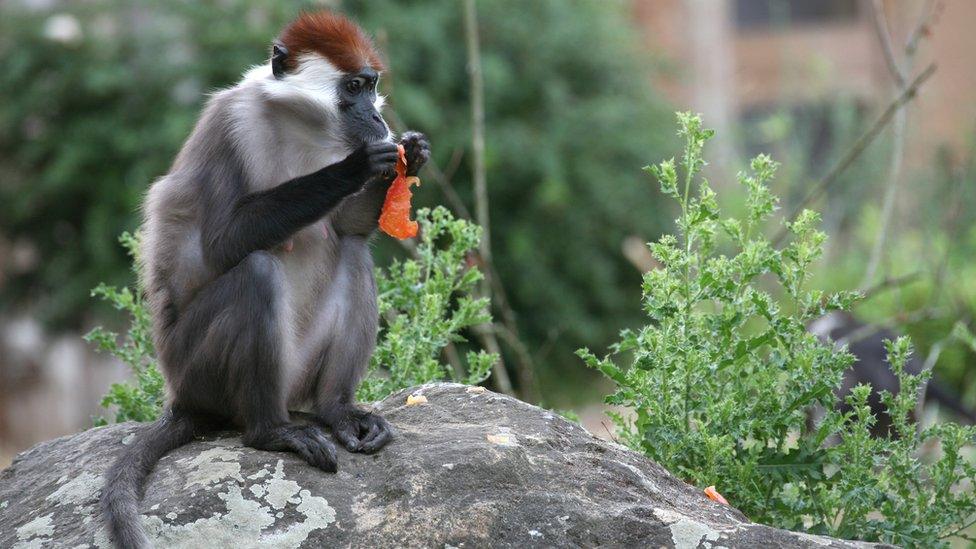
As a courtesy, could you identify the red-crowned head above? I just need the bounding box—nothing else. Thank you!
[276,11,384,74]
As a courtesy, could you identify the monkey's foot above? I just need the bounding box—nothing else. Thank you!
[316,406,395,454]
[243,424,338,472]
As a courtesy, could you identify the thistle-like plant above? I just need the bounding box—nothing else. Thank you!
[580,112,976,546]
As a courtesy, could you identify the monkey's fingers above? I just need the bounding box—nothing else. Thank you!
[358,427,392,454]
[399,131,430,177]
[368,150,400,180]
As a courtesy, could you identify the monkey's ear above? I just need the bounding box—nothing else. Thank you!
[271,42,289,79]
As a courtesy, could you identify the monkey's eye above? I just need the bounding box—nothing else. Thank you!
[346,78,366,94]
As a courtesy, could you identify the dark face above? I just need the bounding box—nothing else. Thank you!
[339,67,388,145]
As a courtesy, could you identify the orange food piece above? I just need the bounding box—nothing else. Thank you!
[379,144,421,239]
[704,485,729,505]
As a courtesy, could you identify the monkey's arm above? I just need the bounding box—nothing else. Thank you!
[203,142,398,272]
[331,177,390,236]
[333,132,430,237]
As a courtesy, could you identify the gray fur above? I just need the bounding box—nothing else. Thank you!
[101,53,424,548]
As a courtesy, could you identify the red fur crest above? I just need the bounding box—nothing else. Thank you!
[278,11,383,73]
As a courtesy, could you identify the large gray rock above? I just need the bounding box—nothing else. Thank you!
[0,383,879,548]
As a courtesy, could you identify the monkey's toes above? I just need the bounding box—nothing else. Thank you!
[291,425,338,472]
[331,423,363,453]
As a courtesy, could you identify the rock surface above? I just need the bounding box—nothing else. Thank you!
[0,383,879,548]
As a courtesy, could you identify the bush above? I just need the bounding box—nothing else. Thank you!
[580,113,976,546]
[88,208,494,423]
[85,232,162,424]
[358,206,496,401]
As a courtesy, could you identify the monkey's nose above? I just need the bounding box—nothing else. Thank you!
[371,113,383,124]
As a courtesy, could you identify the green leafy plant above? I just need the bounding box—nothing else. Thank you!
[580,112,976,546]
[88,208,494,422]
[84,231,162,424]
[358,206,496,401]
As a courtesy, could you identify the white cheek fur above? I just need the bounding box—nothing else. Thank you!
[258,54,343,118]
[374,95,394,142]
[229,55,356,191]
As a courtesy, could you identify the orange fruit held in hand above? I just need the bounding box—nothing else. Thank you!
[378,144,421,239]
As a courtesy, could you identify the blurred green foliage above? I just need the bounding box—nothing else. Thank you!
[807,140,976,416]
[0,0,672,399]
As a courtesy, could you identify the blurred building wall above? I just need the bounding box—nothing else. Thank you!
[634,0,976,168]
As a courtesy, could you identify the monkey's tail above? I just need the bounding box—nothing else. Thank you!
[101,410,195,549]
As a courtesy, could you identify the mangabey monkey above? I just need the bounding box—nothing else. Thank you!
[101,12,430,548]
[809,311,976,437]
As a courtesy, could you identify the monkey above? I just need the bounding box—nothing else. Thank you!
[809,311,976,437]
[100,12,430,548]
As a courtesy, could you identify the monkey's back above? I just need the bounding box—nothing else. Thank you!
[140,95,239,339]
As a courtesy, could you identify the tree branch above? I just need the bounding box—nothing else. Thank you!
[773,63,937,246]
[463,0,513,396]
[860,0,940,289]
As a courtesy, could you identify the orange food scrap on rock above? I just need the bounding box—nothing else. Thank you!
[379,144,421,239]
[704,485,729,505]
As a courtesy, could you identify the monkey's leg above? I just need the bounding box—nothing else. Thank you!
[164,251,338,472]
[311,339,394,454]
[309,240,394,454]
[314,350,395,454]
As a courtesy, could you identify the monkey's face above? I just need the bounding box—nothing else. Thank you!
[267,12,391,150]
[337,67,390,146]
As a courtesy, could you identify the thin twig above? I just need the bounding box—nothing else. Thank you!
[463,0,513,396]
[441,147,466,186]
[905,0,943,57]
[860,108,906,288]
[493,322,540,402]
[425,158,473,220]
[871,0,906,86]
[773,63,937,246]
[835,307,946,348]
[601,421,619,444]
[464,0,491,268]
[861,0,938,289]
[860,271,923,301]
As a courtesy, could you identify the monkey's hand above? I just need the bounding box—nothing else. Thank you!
[317,405,394,454]
[335,141,400,188]
[399,131,430,177]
